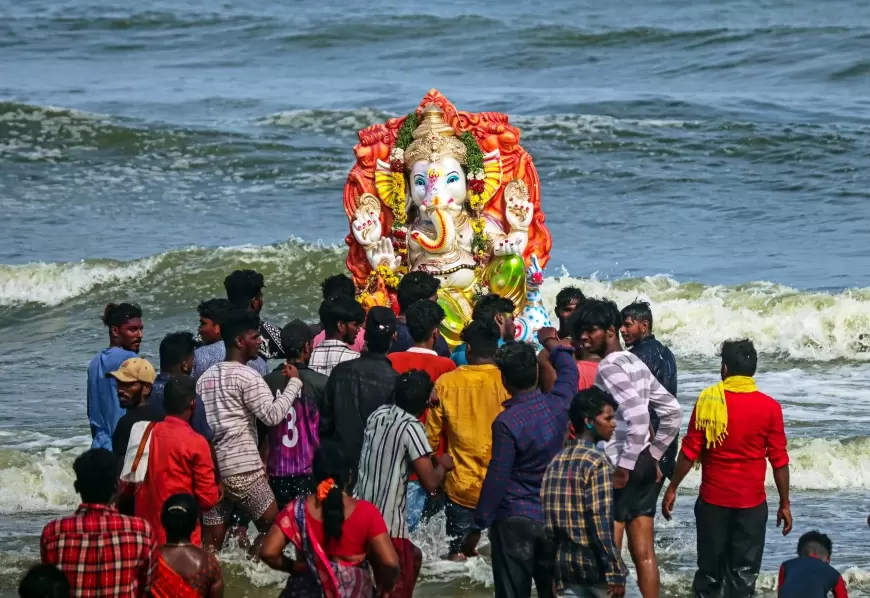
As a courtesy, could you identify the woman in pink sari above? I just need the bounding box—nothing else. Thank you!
[260,442,399,598]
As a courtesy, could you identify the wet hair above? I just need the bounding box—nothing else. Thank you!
[555,286,586,311]
[163,375,197,416]
[319,296,365,334]
[312,442,350,546]
[221,310,261,349]
[197,298,233,325]
[472,294,515,322]
[393,370,433,417]
[223,269,265,309]
[797,531,833,559]
[19,564,70,598]
[572,298,622,336]
[365,306,397,353]
[461,318,500,359]
[102,303,142,328]
[161,494,200,544]
[495,341,538,391]
[621,301,654,332]
[721,339,757,377]
[321,274,356,300]
[73,449,117,504]
[159,331,195,371]
[281,319,314,359]
[396,271,440,314]
[569,387,618,431]
[406,300,445,343]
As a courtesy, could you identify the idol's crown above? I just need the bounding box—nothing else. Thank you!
[404,105,467,168]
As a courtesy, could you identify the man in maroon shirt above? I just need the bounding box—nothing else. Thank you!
[662,339,792,598]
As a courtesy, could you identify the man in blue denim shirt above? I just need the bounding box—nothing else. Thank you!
[462,330,579,598]
[87,303,142,451]
[150,332,213,441]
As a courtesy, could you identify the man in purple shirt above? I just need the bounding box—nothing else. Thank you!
[262,320,326,509]
[462,330,578,598]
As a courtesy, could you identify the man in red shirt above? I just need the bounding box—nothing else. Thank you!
[41,448,156,597]
[135,375,220,546]
[662,339,792,598]
[388,300,457,382]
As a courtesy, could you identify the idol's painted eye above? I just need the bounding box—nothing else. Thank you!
[446,172,460,184]
[414,175,425,186]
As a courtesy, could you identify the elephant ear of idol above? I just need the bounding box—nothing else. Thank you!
[342,89,552,314]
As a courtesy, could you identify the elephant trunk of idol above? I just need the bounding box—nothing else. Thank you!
[412,207,455,254]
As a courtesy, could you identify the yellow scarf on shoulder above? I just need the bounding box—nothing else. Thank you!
[695,375,757,448]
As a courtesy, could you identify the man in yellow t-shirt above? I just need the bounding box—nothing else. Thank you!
[426,319,510,561]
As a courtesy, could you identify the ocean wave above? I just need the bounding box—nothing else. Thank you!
[674,437,870,491]
[540,275,870,361]
[258,108,395,136]
[0,238,345,310]
[0,434,868,518]
[0,101,233,160]
[0,447,80,514]
[2,243,870,361]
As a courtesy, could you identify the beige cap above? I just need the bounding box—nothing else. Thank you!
[108,357,157,385]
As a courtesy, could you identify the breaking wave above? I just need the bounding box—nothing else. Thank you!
[2,242,870,361]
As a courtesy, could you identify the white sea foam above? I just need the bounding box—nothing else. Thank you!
[0,257,162,307]
[540,275,870,361]
[672,436,870,491]
[0,239,343,308]
[0,447,81,514]
[2,245,870,361]
[256,107,694,138]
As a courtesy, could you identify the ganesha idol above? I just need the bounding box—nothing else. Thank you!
[342,89,553,348]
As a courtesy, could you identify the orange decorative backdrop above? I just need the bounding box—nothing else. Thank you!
[343,89,552,300]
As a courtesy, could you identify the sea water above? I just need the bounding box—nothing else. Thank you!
[3,0,870,595]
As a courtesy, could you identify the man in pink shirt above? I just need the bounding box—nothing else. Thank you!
[311,274,366,352]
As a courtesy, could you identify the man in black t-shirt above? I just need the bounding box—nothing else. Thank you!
[389,271,450,357]
[109,357,161,460]
[224,269,285,360]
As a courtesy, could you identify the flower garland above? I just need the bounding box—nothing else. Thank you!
[385,112,419,229]
[460,130,489,281]
[372,263,405,290]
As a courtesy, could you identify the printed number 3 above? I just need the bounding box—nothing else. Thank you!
[282,406,298,448]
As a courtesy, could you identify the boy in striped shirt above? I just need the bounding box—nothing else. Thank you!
[575,299,681,598]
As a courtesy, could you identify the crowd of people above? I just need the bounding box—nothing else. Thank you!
[18,268,852,598]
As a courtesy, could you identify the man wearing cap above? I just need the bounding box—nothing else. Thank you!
[110,357,161,460]
[260,320,328,509]
[321,306,400,480]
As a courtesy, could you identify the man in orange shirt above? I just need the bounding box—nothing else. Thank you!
[136,375,220,546]
[388,299,456,531]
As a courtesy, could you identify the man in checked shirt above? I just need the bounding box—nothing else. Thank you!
[576,299,681,598]
[542,386,627,598]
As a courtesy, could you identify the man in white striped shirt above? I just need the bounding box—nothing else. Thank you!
[575,299,681,598]
[196,310,302,553]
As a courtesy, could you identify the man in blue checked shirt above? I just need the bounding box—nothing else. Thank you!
[461,329,578,598]
[542,387,627,598]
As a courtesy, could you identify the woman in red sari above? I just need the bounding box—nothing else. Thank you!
[260,441,399,598]
[151,494,223,598]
